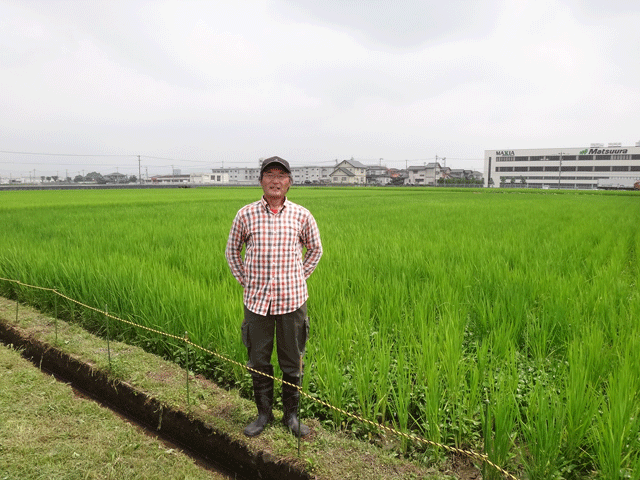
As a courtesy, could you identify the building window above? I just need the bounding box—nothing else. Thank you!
[594,166,611,172]
[545,166,559,172]
[562,166,577,171]
[546,156,559,160]
[595,155,611,160]
[529,166,543,171]
[612,166,629,172]
[579,155,593,160]
[529,156,543,161]
[562,156,576,161]
[578,166,593,172]
[630,166,640,171]
[612,155,630,160]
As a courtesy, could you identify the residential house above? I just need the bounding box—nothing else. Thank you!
[406,162,443,186]
[104,172,128,184]
[330,159,367,184]
[366,165,392,185]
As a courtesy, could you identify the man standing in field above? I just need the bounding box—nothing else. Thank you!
[225,156,323,438]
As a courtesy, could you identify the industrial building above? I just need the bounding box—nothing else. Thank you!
[484,143,640,189]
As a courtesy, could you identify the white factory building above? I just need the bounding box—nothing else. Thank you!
[484,143,640,189]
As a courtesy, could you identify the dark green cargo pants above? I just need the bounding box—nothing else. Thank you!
[242,302,309,378]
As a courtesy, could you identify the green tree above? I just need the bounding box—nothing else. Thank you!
[85,172,105,184]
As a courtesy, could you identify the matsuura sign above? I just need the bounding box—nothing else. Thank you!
[496,150,514,156]
[580,148,629,155]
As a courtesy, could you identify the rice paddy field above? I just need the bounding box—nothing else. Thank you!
[1,186,639,479]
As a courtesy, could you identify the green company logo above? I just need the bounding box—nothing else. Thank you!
[579,149,588,155]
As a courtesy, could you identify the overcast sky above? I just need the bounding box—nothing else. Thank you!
[1,0,639,178]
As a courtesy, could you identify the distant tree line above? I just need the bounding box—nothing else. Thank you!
[72,172,137,184]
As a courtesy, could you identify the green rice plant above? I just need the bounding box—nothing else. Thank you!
[415,330,444,461]
[562,331,605,476]
[389,349,412,452]
[482,348,519,480]
[462,338,488,448]
[518,381,566,479]
[591,345,640,479]
[437,309,466,448]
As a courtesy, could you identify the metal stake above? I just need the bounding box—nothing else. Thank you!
[298,353,303,456]
[185,331,190,408]
[54,287,58,345]
[105,304,111,369]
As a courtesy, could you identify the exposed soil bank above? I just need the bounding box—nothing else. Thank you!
[0,319,309,480]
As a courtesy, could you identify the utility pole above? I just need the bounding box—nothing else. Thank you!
[138,155,142,184]
[433,155,447,187]
[558,151,564,189]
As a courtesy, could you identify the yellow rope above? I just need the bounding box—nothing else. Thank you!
[0,277,519,480]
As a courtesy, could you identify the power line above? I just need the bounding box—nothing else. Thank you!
[0,150,133,157]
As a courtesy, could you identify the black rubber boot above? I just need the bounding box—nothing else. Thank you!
[244,365,274,437]
[281,374,310,437]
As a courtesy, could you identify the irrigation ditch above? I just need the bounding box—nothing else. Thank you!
[0,317,308,480]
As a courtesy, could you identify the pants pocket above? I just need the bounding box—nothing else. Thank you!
[241,320,250,351]
[302,315,309,350]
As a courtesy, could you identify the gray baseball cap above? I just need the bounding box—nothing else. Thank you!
[260,156,291,174]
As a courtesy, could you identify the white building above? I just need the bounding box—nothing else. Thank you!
[191,172,230,184]
[151,174,190,184]
[484,144,640,189]
[291,165,333,184]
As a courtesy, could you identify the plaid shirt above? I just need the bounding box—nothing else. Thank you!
[225,196,323,316]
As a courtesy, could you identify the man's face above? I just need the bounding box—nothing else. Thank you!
[260,166,291,200]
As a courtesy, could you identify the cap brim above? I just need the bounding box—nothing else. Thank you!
[261,161,290,173]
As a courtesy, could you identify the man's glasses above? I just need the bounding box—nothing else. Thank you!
[263,173,289,180]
